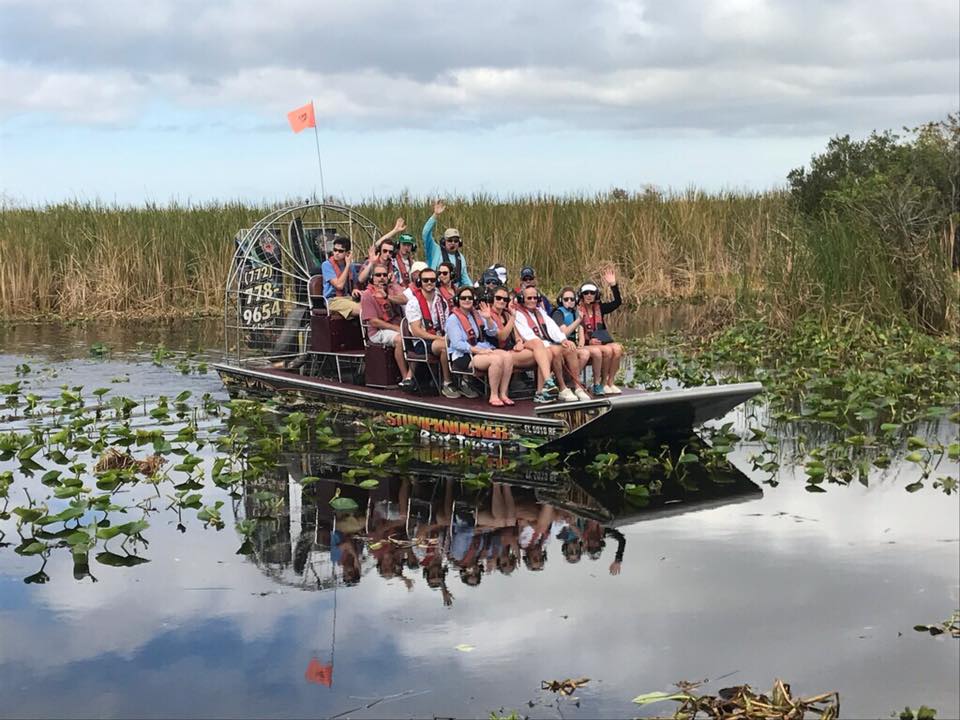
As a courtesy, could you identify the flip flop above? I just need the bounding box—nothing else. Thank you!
[488,398,505,407]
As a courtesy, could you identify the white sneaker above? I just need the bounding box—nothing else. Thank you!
[604,384,622,395]
[574,387,591,402]
[557,388,578,403]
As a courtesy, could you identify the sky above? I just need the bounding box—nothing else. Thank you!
[0,0,957,206]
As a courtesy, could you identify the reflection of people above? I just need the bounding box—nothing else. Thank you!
[583,521,626,575]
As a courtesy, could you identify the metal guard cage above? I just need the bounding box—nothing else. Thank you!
[224,202,381,365]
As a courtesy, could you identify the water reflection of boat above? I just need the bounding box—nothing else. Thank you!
[241,441,762,595]
[214,202,762,449]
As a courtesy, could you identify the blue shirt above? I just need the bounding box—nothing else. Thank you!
[445,311,497,361]
[321,259,360,299]
[422,215,472,287]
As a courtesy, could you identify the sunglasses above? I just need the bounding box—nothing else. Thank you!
[581,290,596,295]
[459,295,475,301]
[420,277,436,283]
[494,295,509,302]
[562,296,576,302]
[332,248,346,254]
[373,272,389,278]
[438,270,450,276]
[524,295,538,301]
[445,237,460,242]
[379,248,393,254]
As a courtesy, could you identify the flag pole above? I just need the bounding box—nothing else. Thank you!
[310,100,327,204]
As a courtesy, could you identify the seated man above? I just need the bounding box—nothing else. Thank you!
[513,287,590,403]
[515,265,553,315]
[402,261,430,302]
[476,267,504,297]
[360,263,414,390]
[360,238,408,304]
[320,236,362,317]
[393,232,417,286]
[404,267,459,399]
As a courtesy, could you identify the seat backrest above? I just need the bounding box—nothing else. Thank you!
[308,275,327,313]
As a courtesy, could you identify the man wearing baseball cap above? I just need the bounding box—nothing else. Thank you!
[515,265,553,315]
[393,233,417,286]
[421,199,472,287]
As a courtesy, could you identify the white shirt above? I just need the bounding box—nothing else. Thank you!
[514,305,567,344]
[404,290,445,329]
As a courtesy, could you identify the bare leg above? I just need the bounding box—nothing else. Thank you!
[608,343,624,386]
[549,345,567,390]
[393,339,411,379]
[496,350,514,400]
[433,338,452,383]
[527,339,552,392]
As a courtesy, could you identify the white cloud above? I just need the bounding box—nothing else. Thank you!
[0,0,955,134]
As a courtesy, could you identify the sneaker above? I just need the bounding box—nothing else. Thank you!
[604,384,622,395]
[533,391,553,404]
[592,383,606,395]
[543,376,557,392]
[398,378,416,391]
[574,387,591,402]
[458,379,481,399]
[558,388,577,403]
[441,382,460,399]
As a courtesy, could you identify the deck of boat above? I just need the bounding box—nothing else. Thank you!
[253,365,608,419]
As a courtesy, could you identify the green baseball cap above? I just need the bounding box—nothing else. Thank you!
[397,233,415,246]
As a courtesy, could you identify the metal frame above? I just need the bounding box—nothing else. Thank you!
[400,317,442,394]
[224,202,381,368]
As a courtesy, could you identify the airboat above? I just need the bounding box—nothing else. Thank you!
[214,202,762,449]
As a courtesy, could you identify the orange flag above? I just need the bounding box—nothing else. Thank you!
[287,102,316,133]
[305,657,333,687]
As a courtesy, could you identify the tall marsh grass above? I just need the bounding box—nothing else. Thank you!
[0,193,954,329]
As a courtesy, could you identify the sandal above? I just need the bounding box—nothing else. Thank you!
[488,398,505,407]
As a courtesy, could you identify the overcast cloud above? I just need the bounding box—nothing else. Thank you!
[1,0,957,134]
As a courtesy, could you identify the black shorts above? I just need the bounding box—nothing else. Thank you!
[452,355,472,372]
[405,338,428,355]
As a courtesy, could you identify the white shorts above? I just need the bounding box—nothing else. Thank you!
[369,329,399,346]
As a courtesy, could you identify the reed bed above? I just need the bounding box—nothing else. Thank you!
[0,193,954,329]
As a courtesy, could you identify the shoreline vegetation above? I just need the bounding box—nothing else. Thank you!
[1,117,957,334]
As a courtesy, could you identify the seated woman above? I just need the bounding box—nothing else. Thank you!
[444,286,516,407]
[513,287,590,404]
[436,261,457,302]
[579,268,624,394]
[478,286,539,374]
[551,285,601,394]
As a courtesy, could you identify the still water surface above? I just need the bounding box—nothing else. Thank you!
[0,320,957,719]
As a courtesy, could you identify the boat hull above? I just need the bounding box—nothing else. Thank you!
[214,362,763,450]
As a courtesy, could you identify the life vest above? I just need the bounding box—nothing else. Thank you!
[393,255,410,286]
[438,285,454,304]
[412,288,443,334]
[366,288,393,322]
[440,248,463,286]
[580,301,602,336]
[556,306,578,341]
[329,258,352,296]
[489,310,514,350]
[516,306,548,340]
[450,307,484,345]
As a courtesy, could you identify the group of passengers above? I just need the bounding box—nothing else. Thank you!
[319,201,624,406]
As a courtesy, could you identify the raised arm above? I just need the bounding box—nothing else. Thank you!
[376,217,406,246]
[422,200,444,269]
[600,268,622,315]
